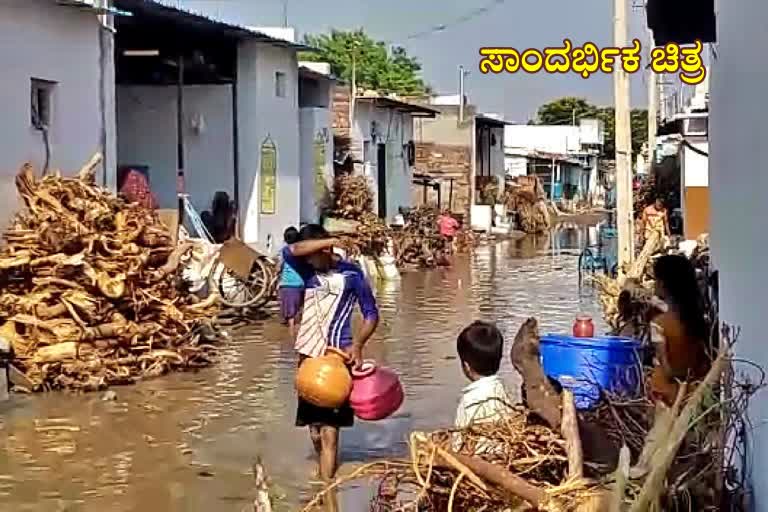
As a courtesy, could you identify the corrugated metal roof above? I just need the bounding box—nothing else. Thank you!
[114,0,315,50]
[355,96,439,117]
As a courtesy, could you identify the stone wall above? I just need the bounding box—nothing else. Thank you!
[414,142,472,216]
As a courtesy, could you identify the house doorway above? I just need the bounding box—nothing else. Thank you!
[377,143,387,219]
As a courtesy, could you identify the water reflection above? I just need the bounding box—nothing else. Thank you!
[0,223,606,511]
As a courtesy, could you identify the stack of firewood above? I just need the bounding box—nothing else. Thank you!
[330,174,373,220]
[0,155,219,392]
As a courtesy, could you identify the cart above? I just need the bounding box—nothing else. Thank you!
[208,238,279,308]
[578,220,618,286]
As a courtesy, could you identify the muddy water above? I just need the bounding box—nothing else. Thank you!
[0,222,607,512]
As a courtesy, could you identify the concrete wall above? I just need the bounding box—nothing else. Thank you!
[0,0,109,225]
[505,154,528,177]
[237,42,300,252]
[299,107,333,224]
[504,124,582,154]
[414,108,472,146]
[710,0,768,508]
[350,102,415,221]
[116,85,235,214]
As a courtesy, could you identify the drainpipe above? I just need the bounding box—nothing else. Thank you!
[232,46,241,237]
[176,54,185,238]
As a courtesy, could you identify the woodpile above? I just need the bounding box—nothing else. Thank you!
[305,318,750,512]
[0,155,220,392]
[329,174,373,220]
[393,206,448,267]
[326,176,475,267]
[504,176,552,234]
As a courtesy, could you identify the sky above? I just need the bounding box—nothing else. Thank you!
[178,0,651,122]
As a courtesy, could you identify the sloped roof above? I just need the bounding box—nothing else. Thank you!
[113,0,314,50]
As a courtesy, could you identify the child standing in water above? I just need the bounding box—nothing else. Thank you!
[278,227,304,339]
[437,210,460,254]
[283,224,379,481]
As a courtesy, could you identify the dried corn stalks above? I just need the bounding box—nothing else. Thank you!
[0,155,220,392]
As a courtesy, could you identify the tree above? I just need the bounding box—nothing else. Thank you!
[301,29,429,95]
[534,97,648,157]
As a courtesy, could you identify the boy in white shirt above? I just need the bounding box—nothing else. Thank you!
[455,321,514,429]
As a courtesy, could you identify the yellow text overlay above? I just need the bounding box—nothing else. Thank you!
[479,39,706,85]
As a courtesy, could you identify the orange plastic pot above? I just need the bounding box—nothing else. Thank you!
[296,347,353,408]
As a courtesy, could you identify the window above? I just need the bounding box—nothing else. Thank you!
[31,78,56,129]
[274,71,286,98]
[685,116,708,136]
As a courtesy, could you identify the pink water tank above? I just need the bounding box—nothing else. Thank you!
[349,361,404,421]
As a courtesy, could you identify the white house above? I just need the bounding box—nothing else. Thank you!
[0,0,117,224]
[709,1,768,508]
[298,63,335,224]
[113,0,311,253]
[504,120,604,203]
[333,87,438,222]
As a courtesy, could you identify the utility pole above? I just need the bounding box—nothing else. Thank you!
[282,0,288,27]
[646,26,658,167]
[349,49,356,129]
[614,0,634,270]
[458,65,469,123]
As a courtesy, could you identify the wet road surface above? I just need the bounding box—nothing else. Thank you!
[0,222,607,511]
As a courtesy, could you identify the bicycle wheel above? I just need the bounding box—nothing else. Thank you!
[578,248,595,286]
[209,256,271,308]
[247,258,278,310]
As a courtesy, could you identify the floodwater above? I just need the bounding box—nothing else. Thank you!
[0,220,607,512]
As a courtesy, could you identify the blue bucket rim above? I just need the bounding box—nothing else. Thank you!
[540,333,641,350]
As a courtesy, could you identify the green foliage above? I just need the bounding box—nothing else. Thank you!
[301,29,429,95]
[534,97,648,157]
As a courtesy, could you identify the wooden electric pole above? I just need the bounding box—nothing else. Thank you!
[614,0,634,270]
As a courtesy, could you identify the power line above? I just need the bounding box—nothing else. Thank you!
[404,0,509,41]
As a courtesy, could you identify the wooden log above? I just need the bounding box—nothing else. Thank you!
[510,317,562,429]
[34,342,78,363]
[445,451,546,507]
[561,389,583,480]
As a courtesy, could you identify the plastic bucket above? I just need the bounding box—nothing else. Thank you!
[539,334,643,410]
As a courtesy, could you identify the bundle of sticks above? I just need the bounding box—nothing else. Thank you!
[0,155,220,392]
[329,174,373,220]
[392,206,448,268]
[504,176,552,234]
[304,318,746,512]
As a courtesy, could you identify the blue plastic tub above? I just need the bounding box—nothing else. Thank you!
[539,334,643,410]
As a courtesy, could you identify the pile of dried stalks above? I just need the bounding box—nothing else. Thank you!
[330,174,373,220]
[0,155,219,392]
[303,319,756,512]
[393,206,449,268]
[327,176,475,266]
[504,176,552,234]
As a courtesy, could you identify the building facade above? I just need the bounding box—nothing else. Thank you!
[332,86,437,222]
[412,100,506,219]
[0,0,115,224]
[503,121,604,205]
[709,0,768,508]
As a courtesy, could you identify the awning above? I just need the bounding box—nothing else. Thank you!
[56,0,132,16]
[355,96,439,117]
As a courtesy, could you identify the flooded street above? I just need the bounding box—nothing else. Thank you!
[0,221,608,512]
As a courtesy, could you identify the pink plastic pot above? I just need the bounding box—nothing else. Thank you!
[349,360,404,421]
